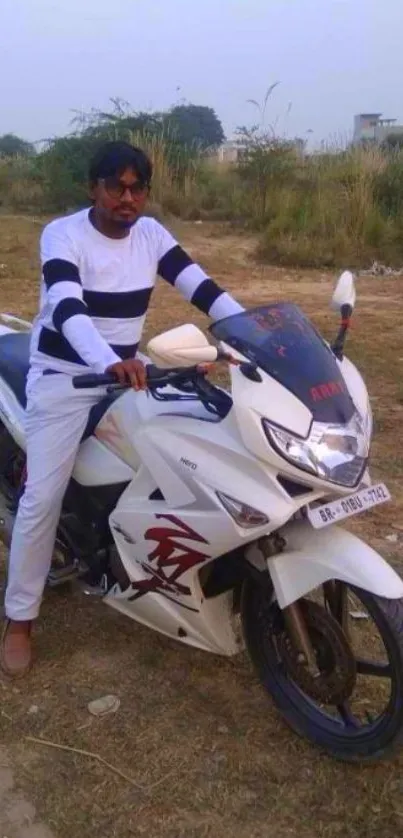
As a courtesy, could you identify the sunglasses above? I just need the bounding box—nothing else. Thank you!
[100,176,150,200]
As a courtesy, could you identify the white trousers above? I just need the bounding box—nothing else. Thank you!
[5,373,107,621]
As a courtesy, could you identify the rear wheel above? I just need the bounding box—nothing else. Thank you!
[0,424,25,498]
[0,424,26,526]
[241,577,403,762]
[0,424,78,584]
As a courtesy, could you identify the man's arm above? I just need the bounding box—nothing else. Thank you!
[41,224,121,373]
[155,224,244,321]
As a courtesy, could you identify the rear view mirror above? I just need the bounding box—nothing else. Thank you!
[147,324,218,367]
[331,271,356,313]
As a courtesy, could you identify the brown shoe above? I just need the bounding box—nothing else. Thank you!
[0,619,33,678]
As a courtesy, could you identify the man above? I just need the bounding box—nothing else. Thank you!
[0,141,244,677]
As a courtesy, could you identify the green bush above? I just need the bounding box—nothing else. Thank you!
[374,152,403,218]
[1,115,403,269]
[0,156,43,211]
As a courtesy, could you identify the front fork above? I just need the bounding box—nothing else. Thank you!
[282,581,350,677]
[282,601,320,676]
[324,580,349,634]
[257,534,349,677]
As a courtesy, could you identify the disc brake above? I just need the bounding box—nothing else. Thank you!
[278,599,357,704]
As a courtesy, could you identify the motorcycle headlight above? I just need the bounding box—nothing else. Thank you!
[262,412,370,488]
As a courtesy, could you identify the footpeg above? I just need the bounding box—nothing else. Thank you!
[78,576,108,597]
[47,561,85,587]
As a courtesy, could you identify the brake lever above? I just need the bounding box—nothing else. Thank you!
[106,383,129,394]
[106,378,171,395]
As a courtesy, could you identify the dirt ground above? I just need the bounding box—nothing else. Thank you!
[0,215,403,838]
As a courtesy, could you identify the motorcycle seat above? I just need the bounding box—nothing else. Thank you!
[0,332,30,407]
[0,331,119,440]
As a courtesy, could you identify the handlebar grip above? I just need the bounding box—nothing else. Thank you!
[146,364,200,385]
[72,373,117,389]
[146,364,168,382]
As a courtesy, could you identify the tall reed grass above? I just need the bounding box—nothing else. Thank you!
[1,132,403,268]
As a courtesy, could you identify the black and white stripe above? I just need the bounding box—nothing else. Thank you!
[157,245,242,320]
[43,259,81,288]
[31,211,243,379]
[157,245,193,285]
[83,287,153,319]
[41,259,149,368]
[85,314,147,347]
[53,298,88,332]
[38,327,139,366]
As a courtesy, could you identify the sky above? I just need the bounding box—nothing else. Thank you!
[1,0,402,148]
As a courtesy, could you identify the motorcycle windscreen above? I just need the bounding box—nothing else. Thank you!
[210,303,355,424]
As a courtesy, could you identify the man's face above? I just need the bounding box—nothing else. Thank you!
[90,167,149,228]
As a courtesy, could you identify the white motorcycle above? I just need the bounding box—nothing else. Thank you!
[0,271,403,762]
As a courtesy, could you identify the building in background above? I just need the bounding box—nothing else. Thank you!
[353,113,403,146]
[212,137,306,164]
[215,141,240,164]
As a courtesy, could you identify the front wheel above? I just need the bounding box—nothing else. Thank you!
[241,578,403,762]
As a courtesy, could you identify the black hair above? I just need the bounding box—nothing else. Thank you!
[88,141,153,187]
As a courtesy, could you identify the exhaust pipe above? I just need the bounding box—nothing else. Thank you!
[0,492,15,548]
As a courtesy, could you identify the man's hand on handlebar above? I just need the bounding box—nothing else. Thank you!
[106,359,147,390]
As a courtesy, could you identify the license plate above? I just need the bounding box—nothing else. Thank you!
[307,482,391,529]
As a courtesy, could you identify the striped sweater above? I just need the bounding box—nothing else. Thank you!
[29,209,243,381]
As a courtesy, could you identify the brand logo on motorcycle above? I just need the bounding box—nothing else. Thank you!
[180,457,197,470]
[310,380,346,402]
[127,514,209,608]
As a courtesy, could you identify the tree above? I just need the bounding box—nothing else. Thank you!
[0,133,35,158]
[31,97,225,210]
[36,134,102,210]
[71,98,164,141]
[71,98,225,150]
[163,105,225,150]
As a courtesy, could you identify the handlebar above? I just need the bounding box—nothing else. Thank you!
[72,364,201,391]
[72,372,117,389]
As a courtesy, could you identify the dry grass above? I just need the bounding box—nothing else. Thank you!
[0,215,403,837]
[3,141,403,266]
[256,146,403,269]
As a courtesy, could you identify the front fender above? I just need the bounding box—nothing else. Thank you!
[266,520,403,608]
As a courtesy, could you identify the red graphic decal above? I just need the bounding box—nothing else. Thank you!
[253,309,284,333]
[128,514,210,603]
[310,380,346,402]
